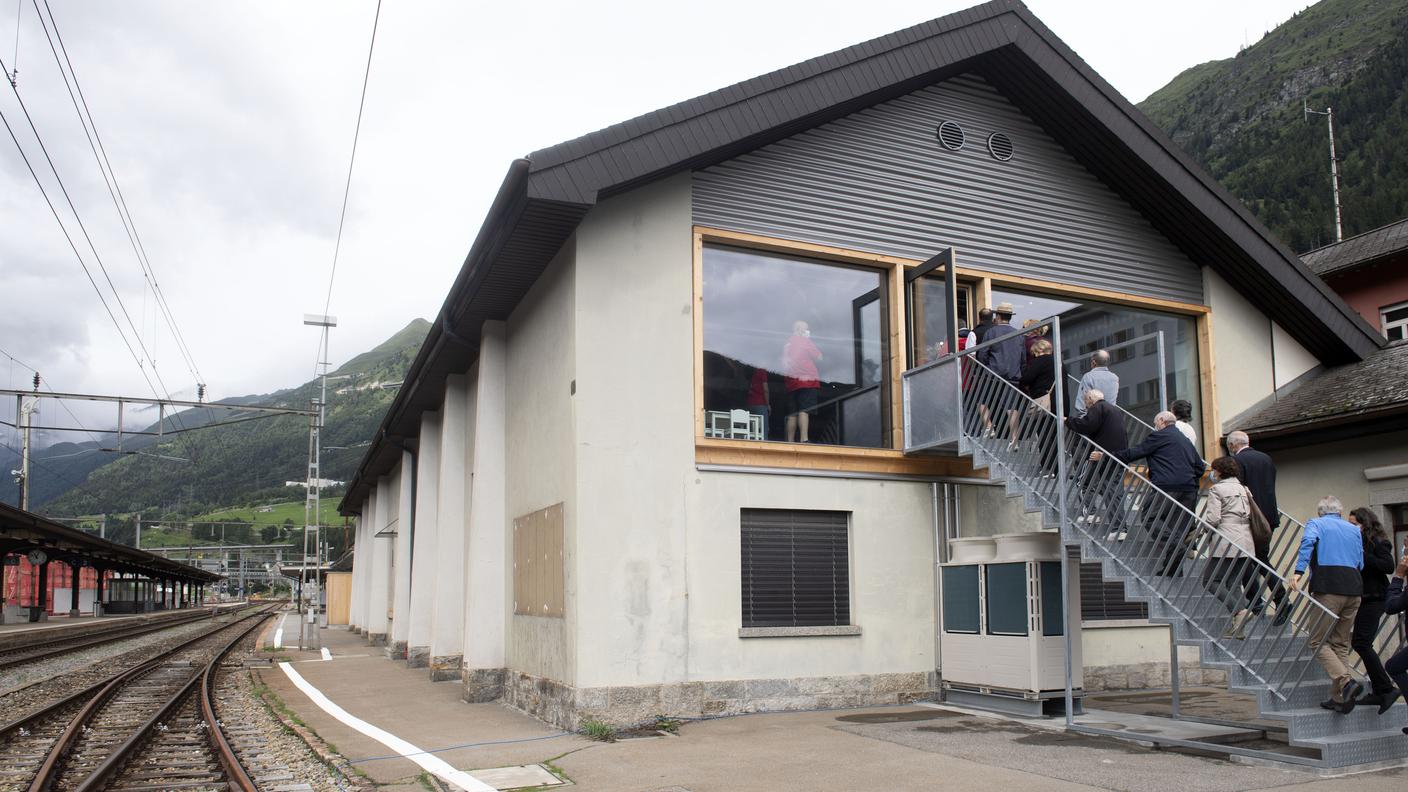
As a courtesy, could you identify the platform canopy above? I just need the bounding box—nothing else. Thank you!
[0,503,221,584]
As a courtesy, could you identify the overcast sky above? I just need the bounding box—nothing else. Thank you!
[0,0,1311,441]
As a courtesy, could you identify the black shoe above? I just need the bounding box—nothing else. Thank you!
[1339,680,1364,714]
[1319,699,1338,710]
[1272,608,1291,627]
[1378,689,1402,715]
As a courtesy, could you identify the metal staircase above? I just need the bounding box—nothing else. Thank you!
[904,318,1408,769]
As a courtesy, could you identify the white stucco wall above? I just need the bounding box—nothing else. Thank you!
[1271,322,1319,390]
[685,472,938,681]
[505,239,577,684]
[572,173,695,688]
[1203,268,1275,427]
[1271,429,1408,526]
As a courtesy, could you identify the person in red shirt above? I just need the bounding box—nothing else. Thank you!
[783,320,822,442]
[746,366,771,439]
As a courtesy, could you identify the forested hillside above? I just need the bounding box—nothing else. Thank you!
[25,318,428,521]
[1138,0,1408,252]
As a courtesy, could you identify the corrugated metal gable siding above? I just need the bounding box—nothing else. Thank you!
[694,74,1204,305]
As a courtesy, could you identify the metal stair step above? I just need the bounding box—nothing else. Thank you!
[1266,702,1408,741]
[1301,728,1408,767]
[957,423,1408,769]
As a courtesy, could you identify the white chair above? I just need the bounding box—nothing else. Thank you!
[729,409,752,440]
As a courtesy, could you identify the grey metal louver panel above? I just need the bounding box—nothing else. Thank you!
[694,74,1204,305]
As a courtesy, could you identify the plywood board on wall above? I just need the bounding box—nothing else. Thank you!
[325,572,351,625]
[513,503,565,617]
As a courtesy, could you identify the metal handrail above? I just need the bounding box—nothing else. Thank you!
[1080,386,1405,677]
[952,354,1338,700]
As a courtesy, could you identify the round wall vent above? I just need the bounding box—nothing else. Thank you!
[987,132,1014,161]
[936,121,965,151]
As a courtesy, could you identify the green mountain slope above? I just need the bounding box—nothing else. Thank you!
[38,318,429,522]
[1139,0,1408,252]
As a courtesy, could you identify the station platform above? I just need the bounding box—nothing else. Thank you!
[255,627,1400,792]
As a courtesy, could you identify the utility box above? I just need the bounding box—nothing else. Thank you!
[940,531,1082,716]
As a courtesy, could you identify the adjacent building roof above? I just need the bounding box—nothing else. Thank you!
[339,0,1384,515]
[0,503,222,582]
[1232,340,1408,446]
[1303,218,1408,278]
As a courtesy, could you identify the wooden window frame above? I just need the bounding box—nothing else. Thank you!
[692,227,1216,470]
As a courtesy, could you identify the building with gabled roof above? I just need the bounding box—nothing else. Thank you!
[334,0,1391,748]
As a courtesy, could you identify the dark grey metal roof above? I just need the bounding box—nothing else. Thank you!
[338,0,1385,515]
[1303,217,1408,277]
[0,503,222,582]
[1232,340,1408,445]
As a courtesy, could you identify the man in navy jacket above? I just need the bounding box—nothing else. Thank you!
[1290,495,1365,713]
[1113,411,1206,576]
[1382,548,1408,731]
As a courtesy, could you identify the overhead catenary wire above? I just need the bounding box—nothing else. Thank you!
[34,0,205,390]
[0,53,189,431]
[312,0,383,377]
[0,345,103,445]
[0,101,159,400]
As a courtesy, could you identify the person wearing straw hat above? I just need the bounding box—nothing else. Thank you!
[976,302,1023,447]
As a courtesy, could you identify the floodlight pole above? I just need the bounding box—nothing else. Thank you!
[301,314,337,649]
[1304,102,1343,242]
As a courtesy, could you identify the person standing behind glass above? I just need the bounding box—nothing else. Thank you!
[783,321,822,443]
[1349,507,1398,712]
[746,366,771,440]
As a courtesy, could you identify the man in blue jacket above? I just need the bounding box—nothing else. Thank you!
[1112,411,1206,577]
[1289,495,1366,713]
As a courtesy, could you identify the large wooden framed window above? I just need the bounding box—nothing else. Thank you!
[700,244,890,449]
[740,509,850,628]
[692,227,1214,469]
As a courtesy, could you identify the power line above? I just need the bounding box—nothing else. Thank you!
[0,53,189,430]
[0,346,102,445]
[0,101,158,400]
[34,0,205,389]
[315,0,384,374]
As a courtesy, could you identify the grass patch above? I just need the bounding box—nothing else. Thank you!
[579,719,617,742]
[655,715,682,734]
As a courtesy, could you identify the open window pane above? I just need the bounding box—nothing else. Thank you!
[702,245,888,447]
[908,276,972,366]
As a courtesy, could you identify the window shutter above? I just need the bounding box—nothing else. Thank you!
[741,509,850,628]
[1079,562,1147,621]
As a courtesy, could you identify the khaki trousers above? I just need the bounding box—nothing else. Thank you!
[1308,592,1362,701]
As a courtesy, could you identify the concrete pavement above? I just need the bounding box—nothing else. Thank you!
[258,625,1408,791]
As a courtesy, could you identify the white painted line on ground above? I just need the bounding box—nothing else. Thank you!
[320,647,332,661]
[277,661,496,792]
[273,614,287,649]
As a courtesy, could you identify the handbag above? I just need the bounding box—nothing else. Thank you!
[1032,389,1052,412]
[1244,486,1273,552]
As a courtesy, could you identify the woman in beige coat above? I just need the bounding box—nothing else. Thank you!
[1202,456,1259,639]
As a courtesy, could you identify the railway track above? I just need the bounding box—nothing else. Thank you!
[0,611,215,672]
[0,606,276,792]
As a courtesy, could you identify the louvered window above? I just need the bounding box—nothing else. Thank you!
[1079,562,1147,621]
[740,509,850,628]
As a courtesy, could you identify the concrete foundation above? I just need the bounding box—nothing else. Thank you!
[1083,661,1228,692]
[461,667,507,703]
[430,654,462,682]
[406,645,430,668]
[386,640,408,660]
[366,632,387,647]
[502,670,938,730]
